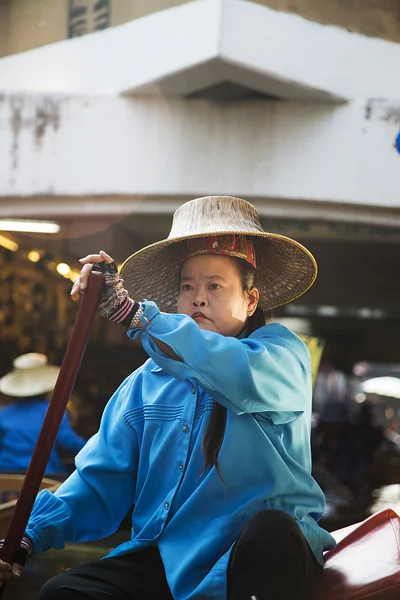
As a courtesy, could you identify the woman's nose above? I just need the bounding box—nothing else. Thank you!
[191,294,207,308]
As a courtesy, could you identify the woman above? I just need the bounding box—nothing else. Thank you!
[0,196,335,599]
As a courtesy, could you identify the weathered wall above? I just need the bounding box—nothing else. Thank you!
[1,95,399,212]
[6,0,68,55]
[110,0,191,27]
[3,0,400,101]
[0,0,190,58]
[253,0,400,43]
[0,0,10,58]
[2,0,400,58]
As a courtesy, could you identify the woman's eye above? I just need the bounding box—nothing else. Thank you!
[209,283,221,290]
[181,284,192,291]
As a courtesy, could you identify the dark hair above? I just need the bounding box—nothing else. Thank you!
[200,258,265,481]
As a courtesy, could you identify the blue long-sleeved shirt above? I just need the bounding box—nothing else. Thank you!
[26,302,335,600]
[0,397,85,475]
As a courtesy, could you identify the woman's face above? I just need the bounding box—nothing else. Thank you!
[177,254,259,337]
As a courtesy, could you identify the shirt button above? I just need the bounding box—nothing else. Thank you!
[181,424,189,433]
[191,387,196,394]
[179,463,184,472]
[164,502,170,510]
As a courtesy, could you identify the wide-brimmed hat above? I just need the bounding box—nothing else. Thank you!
[0,353,60,398]
[120,196,317,312]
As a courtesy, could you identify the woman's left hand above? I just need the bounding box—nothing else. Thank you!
[70,250,114,300]
[71,250,135,324]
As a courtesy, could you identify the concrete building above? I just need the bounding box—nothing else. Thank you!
[1,0,400,369]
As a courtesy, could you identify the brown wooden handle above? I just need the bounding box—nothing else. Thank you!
[0,272,104,570]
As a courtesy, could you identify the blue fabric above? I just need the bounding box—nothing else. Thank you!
[395,130,400,153]
[26,304,335,600]
[0,397,85,475]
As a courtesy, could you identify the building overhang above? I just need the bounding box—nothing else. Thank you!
[1,1,400,217]
[4,0,400,101]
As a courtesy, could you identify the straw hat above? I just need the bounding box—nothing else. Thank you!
[120,196,317,312]
[0,353,60,398]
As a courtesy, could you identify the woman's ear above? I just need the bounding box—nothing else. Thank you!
[247,288,260,316]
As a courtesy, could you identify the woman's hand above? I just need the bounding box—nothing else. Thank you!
[70,250,136,324]
[0,535,33,585]
[70,250,113,300]
[0,559,22,585]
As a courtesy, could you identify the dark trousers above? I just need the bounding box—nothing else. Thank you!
[38,510,323,600]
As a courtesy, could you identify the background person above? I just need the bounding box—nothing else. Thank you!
[0,353,86,476]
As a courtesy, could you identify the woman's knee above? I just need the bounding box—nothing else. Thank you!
[38,571,79,600]
[229,511,321,599]
[242,509,301,543]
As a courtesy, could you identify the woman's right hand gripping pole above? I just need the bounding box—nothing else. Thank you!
[0,535,33,586]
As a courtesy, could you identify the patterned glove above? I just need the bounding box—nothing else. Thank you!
[91,261,139,325]
[0,535,33,566]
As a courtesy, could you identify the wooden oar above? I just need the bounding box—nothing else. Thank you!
[0,272,104,592]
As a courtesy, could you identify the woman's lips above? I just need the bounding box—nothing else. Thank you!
[191,312,210,321]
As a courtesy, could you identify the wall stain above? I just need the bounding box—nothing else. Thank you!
[34,99,60,148]
[10,98,23,171]
[8,96,62,178]
[365,101,372,120]
[381,107,400,123]
[363,98,399,122]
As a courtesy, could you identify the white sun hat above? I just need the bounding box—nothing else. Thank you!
[0,353,60,398]
[120,195,317,312]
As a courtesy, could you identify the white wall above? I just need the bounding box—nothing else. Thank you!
[1,0,400,222]
[0,0,221,96]
[222,0,400,100]
[1,0,400,100]
[1,95,399,208]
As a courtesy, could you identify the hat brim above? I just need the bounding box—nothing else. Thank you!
[120,231,317,312]
[0,366,60,398]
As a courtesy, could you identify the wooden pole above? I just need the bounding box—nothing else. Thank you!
[0,273,104,582]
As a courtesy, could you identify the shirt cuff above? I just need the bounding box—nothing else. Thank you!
[126,301,160,339]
